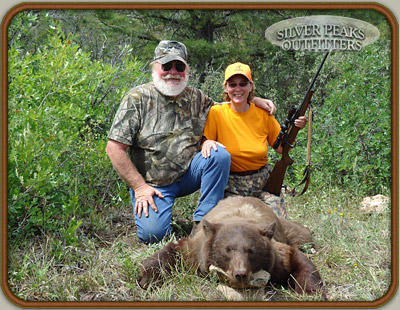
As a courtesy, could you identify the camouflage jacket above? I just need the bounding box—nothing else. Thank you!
[107,82,214,187]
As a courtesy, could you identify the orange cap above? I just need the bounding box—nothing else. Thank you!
[224,62,253,83]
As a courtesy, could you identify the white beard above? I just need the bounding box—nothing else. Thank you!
[152,70,189,97]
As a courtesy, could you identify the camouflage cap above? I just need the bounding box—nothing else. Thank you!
[153,40,188,65]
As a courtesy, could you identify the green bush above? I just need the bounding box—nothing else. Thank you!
[8,24,148,240]
[286,41,391,195]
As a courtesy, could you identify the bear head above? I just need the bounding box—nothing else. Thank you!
[201,219,276,288]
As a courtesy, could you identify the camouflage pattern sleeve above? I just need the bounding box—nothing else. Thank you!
[107,91,141,146]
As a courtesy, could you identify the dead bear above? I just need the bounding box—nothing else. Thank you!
[138,196,323,296]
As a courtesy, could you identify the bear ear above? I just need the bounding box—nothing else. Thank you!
[202,219,219,237]
[260,221,276,239]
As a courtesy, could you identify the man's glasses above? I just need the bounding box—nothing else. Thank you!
[227,81,249,88]
[161,62,186,72]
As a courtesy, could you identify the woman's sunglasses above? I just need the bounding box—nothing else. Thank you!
[227,81,249,88]
[161,62,186,72]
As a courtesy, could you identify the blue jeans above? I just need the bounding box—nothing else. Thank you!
[130,146,231,243]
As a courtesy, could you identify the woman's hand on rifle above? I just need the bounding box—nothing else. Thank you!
[294,116,307,129]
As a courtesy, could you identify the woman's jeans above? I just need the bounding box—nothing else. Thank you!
[130,146,230,243]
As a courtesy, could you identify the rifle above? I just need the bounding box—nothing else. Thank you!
[263,51,330,196]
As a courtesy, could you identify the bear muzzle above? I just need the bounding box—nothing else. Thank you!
[233,269,248,282]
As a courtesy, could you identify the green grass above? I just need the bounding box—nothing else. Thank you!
[7,180,392,303]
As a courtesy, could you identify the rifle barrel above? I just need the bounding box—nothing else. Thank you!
[304,51,330,98]
[295,51,330,120]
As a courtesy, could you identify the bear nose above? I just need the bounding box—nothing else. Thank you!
[234,269,247,281]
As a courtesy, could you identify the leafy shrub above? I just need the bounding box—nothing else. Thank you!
[286,41,391,195]
[8,22,148,240]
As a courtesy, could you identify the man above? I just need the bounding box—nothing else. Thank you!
[106,40,275,243]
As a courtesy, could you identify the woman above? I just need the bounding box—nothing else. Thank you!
[202,62,306,218]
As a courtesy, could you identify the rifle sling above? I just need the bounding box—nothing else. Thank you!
[290,105,313,197]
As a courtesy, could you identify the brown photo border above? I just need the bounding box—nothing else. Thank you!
[1,2,398,309]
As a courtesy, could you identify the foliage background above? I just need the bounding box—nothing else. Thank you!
[6,8,393,303]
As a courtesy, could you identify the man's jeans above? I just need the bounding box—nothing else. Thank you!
[130,146,231,243]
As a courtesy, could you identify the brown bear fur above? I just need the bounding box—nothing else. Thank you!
[138,196,323,296]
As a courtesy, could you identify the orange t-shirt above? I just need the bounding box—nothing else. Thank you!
[203,103,281,172]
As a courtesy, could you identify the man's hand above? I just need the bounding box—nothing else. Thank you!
[253,97,276,115]
[134,183,164,218]
[106,139,165,219]
[265,99,276,115]
[201,140,226,158]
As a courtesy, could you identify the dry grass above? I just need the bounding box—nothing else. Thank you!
[7,184,392,305]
